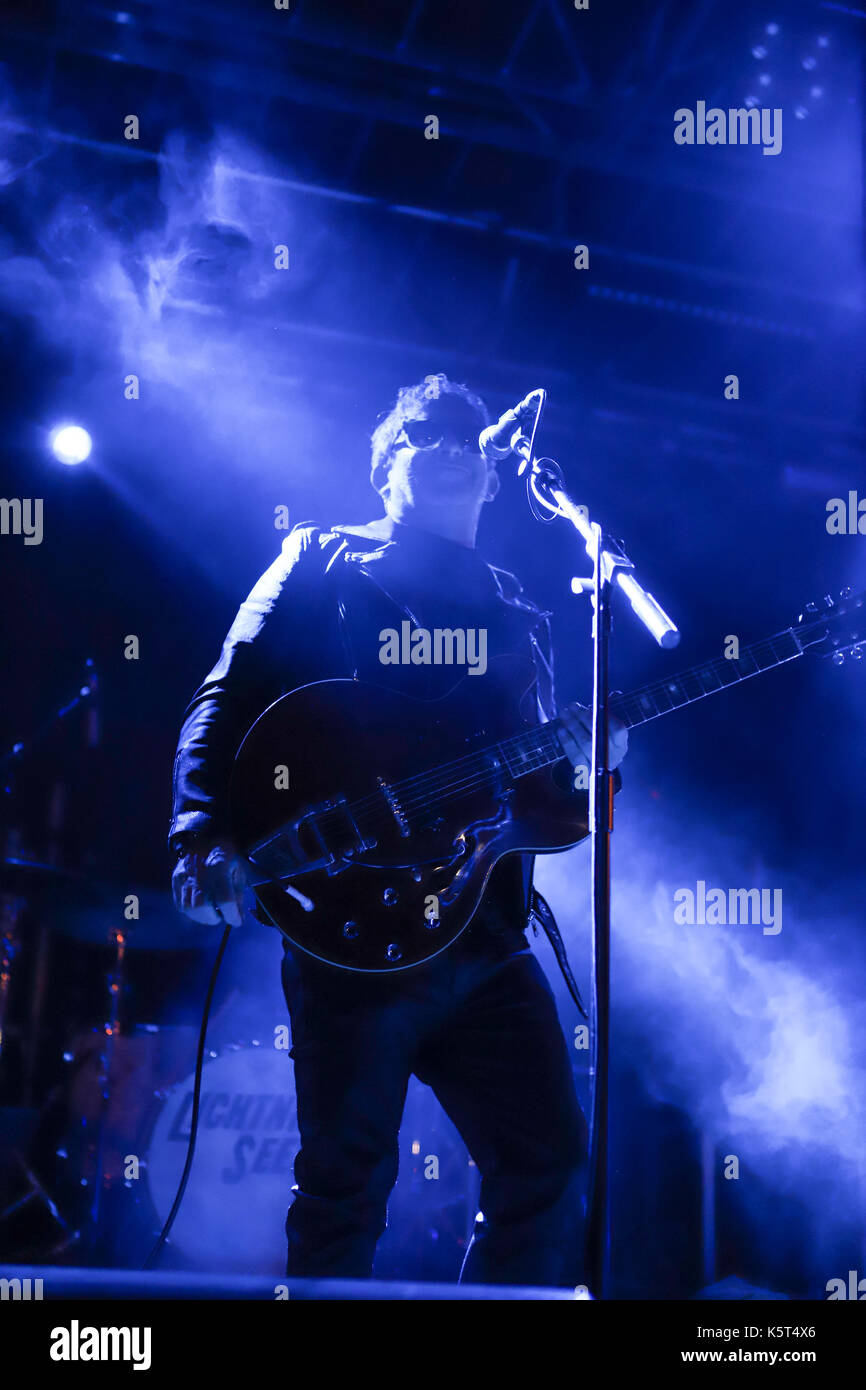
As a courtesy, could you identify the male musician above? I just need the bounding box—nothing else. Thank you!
[169,373,627,1286]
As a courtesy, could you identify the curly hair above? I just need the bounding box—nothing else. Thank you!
[370,373,490,493]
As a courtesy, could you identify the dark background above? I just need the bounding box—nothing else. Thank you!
[0,0,864,1296]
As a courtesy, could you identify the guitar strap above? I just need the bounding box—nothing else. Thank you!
[530,888,589,1021]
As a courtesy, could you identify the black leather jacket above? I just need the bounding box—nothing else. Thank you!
[170,516,558,843]
[170,516,607,971]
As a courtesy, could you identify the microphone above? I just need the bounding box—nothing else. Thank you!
[479,389,544,461]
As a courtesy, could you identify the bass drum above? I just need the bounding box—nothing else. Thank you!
[145,1041,299,1274]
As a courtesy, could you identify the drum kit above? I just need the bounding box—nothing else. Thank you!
[0,862,480,1274]
[0,669,480,1276]
[0,851,213,1265]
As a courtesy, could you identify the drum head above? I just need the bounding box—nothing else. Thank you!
[145,1043,299,1273]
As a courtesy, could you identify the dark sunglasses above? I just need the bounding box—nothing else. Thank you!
[397,419,481,453]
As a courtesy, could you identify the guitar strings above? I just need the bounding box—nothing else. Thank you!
[350,631,788,820]
[299,632,797,846]
[305,730,560,847]
[611,634,796,727]
[333,729,564,840]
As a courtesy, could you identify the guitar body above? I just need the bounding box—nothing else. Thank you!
[230,654,589,972]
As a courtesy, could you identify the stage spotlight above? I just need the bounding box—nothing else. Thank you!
[50,424,92,465]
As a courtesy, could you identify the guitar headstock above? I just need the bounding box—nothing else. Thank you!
[826,640,866,666]
[794,587,866,663]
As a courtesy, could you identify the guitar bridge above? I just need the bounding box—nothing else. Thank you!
[378,777,411,838]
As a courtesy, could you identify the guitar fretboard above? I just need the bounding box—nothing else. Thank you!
[611,629,803,729]
[487,627,804,781]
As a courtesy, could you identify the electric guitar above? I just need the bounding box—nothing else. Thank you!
[230,588,864,972]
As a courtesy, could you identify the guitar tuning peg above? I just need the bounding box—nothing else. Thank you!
[832,651,846,666]
[852,646,864,661]
[840,587,853,599]
[805,602,818,614]
[823,595,835,609]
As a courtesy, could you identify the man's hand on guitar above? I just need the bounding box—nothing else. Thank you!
[559,703,628,773]
[171,836,248,927]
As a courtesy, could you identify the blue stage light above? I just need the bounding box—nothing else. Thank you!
[50,424,92,465]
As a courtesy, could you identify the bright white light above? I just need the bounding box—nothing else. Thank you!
[50,425,92,465]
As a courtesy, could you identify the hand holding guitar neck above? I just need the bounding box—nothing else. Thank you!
[558,703,629,773]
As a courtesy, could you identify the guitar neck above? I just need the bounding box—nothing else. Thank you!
[609,626,804,730]
[496,624,805,779]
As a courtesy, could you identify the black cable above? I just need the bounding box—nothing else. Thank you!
[142,909,233,1270]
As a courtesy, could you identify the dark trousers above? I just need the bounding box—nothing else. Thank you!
[280,931,589,1287]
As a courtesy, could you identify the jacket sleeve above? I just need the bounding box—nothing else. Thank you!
[168,525,332,849]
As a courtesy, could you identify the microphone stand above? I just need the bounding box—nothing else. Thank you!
[506,394,679,1298]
